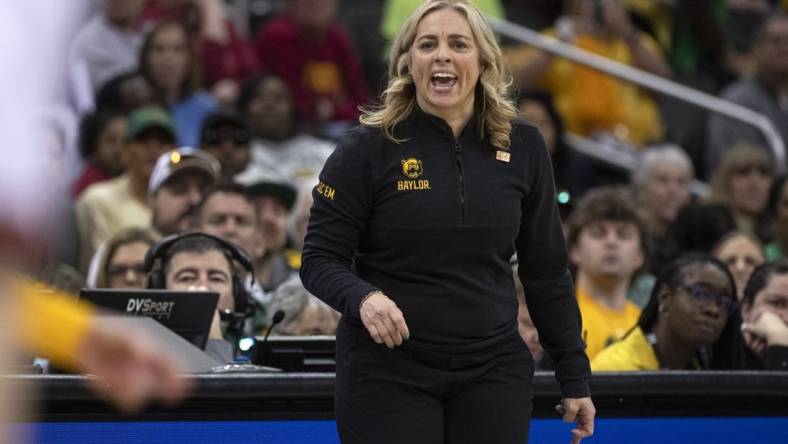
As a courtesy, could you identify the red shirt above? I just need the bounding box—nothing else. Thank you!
[254,14,367,123]
[73,162,112,197]
[200,21,260,87]
[141,2,259,87]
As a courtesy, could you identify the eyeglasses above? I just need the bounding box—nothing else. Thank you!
[674,283,737,316]
[202,128,251,146]
[107,264,146,279]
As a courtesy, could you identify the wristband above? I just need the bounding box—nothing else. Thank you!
[360,290,383,310]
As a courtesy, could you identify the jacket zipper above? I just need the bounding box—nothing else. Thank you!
[454,139,466,224]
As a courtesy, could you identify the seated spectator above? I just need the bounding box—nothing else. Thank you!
[95,71,156,114]
[199,110,252,179]
[632,144,694,241]
[507,0,671,146]
[235,172,299,293]
[196,182,264,261]
[140,0,260,106]
[516,90,602,201]
[712,231,766,301]
[73,111,127,196]
[90,227,159,289]
[149,147,221,236]
[766,175,788,260]
[706,13,788,174]
[140,20,218,147]
[269,276,340,336]
[253,0,367,138]
[592,255,743,371]
[146,233,256,363]
[75,107,175,271]
[238,75,335,186]
[567,187,646,359]
[741,261,788,370]
[196,182,267,329]
[709,143,774,242]
[629,145,693,306]
[69,0,145,99]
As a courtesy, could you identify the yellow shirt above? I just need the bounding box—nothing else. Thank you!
[16,281,94,369]
[75,174,151,271]
[577,287,641,360]
[591,326,659,371]
[505,30,665,146]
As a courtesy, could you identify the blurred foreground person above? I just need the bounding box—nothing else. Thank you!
[0,3,190,433]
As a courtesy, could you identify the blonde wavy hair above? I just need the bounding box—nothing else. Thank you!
[360,0,517,149]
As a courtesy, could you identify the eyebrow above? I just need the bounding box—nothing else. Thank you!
[174,267,199,277]
[207,269,231,279]
[417,34,472,41]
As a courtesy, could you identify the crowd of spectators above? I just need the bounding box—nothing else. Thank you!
[28,0,788,370]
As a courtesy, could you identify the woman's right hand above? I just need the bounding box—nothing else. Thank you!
[360,292,410,348]
[742,310,788,347]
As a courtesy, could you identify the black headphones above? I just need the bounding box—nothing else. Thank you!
[143,232,257,335]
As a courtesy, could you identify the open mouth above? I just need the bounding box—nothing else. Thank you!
[430,72,457,92]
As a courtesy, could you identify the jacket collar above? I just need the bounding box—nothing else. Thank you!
[406,103,482,143]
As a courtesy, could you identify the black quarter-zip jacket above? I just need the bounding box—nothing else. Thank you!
[301,107,590,398]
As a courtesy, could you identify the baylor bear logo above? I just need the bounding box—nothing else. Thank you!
[401,158,423,179]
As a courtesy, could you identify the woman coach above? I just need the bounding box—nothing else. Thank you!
[300,1,595,442]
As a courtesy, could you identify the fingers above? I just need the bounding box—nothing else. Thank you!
[390,310,410,340]
[380,314,403,347]
[361,293,410,348]
[560,398,595,443]
[571,428,592,444]
[559,402,578,423]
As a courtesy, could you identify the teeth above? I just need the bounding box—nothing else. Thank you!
[432,73,456,79]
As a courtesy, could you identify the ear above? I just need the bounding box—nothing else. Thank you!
[569,243,581,266]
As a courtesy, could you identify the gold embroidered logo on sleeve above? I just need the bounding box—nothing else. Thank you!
[316,181,336,200]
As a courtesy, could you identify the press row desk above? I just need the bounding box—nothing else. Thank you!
[12,371,788,443]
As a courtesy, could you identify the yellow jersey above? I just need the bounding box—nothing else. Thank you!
[591,326,659,371]
[15,281,94,370]
[577,287,641,360]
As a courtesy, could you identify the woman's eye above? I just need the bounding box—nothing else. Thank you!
[419,42,435,50]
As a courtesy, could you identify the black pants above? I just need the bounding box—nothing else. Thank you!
[335,323,535,444]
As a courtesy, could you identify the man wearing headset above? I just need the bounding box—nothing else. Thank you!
[145,233,257,363]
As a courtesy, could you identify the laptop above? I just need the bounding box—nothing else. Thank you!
[79,289,218,350]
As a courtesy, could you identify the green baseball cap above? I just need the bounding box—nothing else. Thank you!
[126,106,176,142]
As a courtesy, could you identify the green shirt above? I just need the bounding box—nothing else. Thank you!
[766,242,784,262]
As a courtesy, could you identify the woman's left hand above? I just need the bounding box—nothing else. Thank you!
[556,397,595,443]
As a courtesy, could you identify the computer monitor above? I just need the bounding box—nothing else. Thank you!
[79,289,219,350]
[251,336,336,372]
